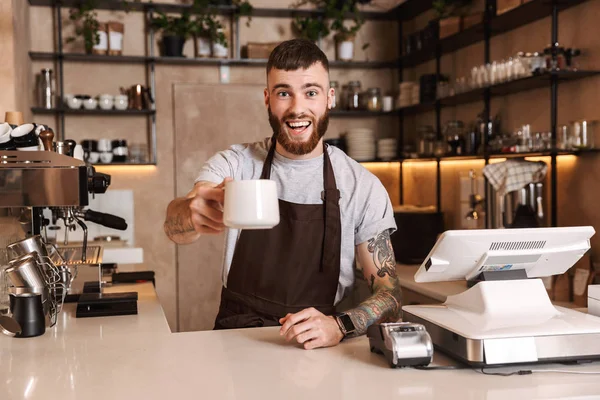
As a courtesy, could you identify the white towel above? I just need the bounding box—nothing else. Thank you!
[483,160,547,197]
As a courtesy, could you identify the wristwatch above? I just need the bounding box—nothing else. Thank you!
[334,313,356,338]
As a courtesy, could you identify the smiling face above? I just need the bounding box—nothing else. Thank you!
[265,62,334,158]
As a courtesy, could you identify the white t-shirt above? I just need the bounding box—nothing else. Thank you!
[196,138,397,304]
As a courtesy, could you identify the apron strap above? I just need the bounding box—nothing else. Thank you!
[260,136,277,180]
[321,144,341,273]
[260,138,341,274]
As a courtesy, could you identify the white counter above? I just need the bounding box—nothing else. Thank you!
[3,282,600,399]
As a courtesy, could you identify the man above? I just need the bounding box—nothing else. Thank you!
[164,38,401,350]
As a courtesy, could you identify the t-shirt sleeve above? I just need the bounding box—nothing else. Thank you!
[354,175,397,245]
[195,147,241,185]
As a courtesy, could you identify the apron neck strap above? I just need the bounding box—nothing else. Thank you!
[260,139,337,191]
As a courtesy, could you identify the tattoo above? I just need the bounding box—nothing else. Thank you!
[164,213,195,237]
[347,231,402,336]
[367,230,397,278]
[368,274,375,292]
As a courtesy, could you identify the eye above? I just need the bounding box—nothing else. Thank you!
[277,91,289,97]
[307,90,318,97]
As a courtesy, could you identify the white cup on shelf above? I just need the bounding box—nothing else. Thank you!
[67,96,82,109]
[382,96,394,112]
[223,180,280,230]
[114,95,128,110]
[83,98,98,110]
[98,94,114,110]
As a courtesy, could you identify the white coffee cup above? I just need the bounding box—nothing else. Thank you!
[223,180,279,230]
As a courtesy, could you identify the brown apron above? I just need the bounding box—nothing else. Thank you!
[214,139,342,330]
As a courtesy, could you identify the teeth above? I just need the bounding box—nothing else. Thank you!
[288,121,310,128]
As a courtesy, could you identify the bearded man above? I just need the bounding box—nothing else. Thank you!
[164,39,402,349]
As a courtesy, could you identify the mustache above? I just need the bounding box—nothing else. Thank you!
[282,113,315,122]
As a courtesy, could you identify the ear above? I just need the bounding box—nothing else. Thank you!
[264,87,269,109]
[327,87,335,110]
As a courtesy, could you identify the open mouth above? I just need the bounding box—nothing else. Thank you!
[285,120,312,135]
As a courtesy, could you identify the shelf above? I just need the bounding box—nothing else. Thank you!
[401,70,600,114]
[93,162,157,166]
[28,0,395,20]
[29,52,148,63]
[250,8,395,21]
[363,149,599,164]
[31,107,155,115]
[398,102,436,116]
[330,110,399,117]
[401,0,590,68]
[152,56,397,69]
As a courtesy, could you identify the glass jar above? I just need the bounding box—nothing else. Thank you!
[346,81,362,110]
[330,81,339,110]
[417,125,436,157]
[569,120,596,150]
[444,120,466,156]
[365,87,382,112]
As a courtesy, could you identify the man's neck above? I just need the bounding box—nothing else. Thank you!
[275,139,324,160]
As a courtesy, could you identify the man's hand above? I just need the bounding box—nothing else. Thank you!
[164,177,232,244]
[279,307,344,350]
[188,177,232,234]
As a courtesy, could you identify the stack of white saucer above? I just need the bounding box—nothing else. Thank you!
[398,81,420,108]
[346,128,376,161]
[377,138,398,160]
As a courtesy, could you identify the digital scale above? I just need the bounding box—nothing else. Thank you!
[402,226,600,367]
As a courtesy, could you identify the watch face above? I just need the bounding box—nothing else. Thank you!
[339,314,355,333]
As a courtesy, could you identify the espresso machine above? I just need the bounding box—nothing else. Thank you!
[0,133,137,326]
[486,179,546,228]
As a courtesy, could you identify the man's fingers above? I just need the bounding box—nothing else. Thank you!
[196,186,225,204]
[197,202,223,224]
[295,329,319,345]
[285,321,313,342]
[279,308,317,335]
[191,213,224,232]
[303,338,323,350]
[279,313,292,325]
[216,177,233,189]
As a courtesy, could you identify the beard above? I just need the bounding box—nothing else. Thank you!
[268,107,330,156]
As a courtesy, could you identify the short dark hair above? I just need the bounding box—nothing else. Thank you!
[267,39,329,75]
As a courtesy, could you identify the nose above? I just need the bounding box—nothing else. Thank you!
[288,95,308,117]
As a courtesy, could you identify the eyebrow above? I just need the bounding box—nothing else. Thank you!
[271,82,324,93]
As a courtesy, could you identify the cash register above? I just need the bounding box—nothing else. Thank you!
[402,226,600,367]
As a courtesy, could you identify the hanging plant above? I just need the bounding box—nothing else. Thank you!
[66,0,101,54]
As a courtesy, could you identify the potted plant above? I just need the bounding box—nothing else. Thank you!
[207,16,229,58]
[292,17,330,42]
[190,16,211,57]
[290,0,367,61]
[66,0,102,54]
[150,11,193,57]
[327,1,366,61]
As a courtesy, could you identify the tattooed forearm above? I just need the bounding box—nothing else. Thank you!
[367,230,397,278]
[164,198,197,243]
[346,277,402,336]
[164,213,195,236]
[347,230,402,336]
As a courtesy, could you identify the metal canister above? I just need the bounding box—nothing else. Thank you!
[37,68,55,109]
